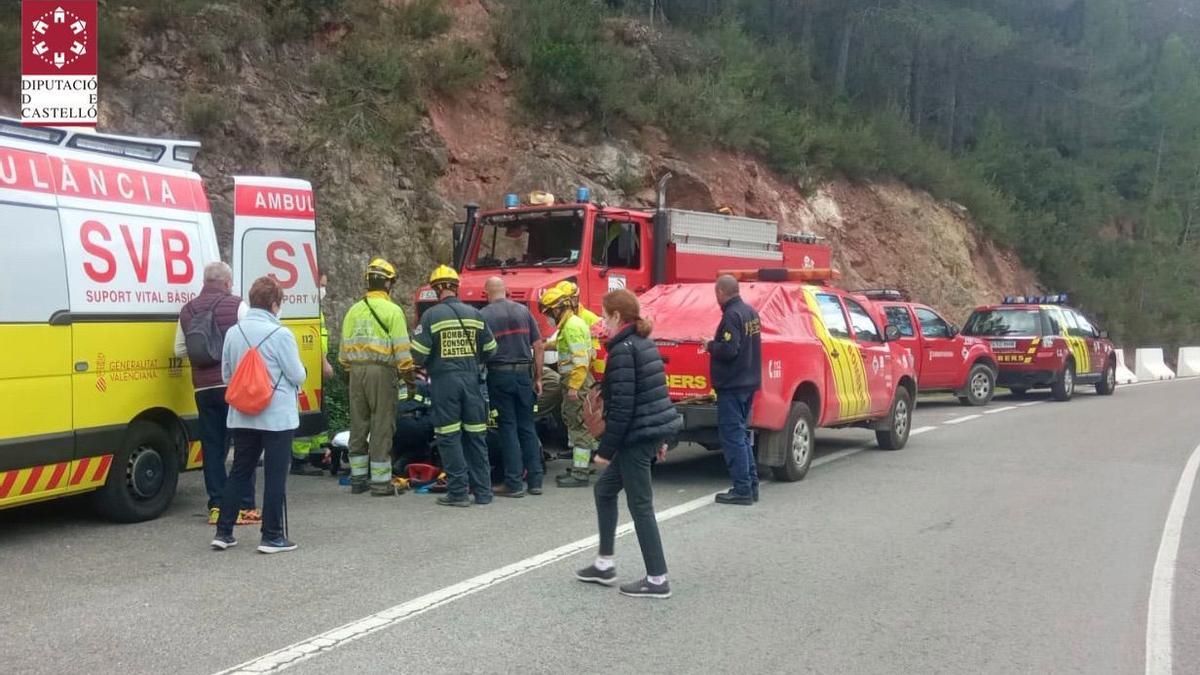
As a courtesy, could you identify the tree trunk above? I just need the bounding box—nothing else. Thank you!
[835,19,853,98]
[908,40,923,134]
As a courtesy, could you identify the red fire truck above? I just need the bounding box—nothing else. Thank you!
[417,176,832,331]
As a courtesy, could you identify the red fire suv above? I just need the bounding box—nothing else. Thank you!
[863,291,998,406]
[962,295,1117,401]
[643,270,918,482]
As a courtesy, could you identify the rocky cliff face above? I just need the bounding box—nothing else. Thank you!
[0,0,1037,325]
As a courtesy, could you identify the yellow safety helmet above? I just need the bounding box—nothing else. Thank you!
[365,257,397,281]
[539,287,568,310]
[429,264,460,287]
[555,280,579,298]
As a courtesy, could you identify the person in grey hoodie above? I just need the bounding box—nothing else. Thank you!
[211,276,307,554]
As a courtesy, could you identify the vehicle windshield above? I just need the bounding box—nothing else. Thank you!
[469,209,584,269]
[963,309,1041,337]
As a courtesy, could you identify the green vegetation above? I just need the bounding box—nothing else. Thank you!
[180,92,231,134]
[498,0,1200,348]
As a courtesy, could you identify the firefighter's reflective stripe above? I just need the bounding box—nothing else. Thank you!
[436,422,462,434]
[463,422,488,434]
[430,318,486,332]
[803,289,872,419]
[0,455,112,508]
[186,441,204,469]
[349,454,369,477]
[369,461,391,485]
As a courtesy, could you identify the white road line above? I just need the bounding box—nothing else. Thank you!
[944,415,981,425]
[984,406,1018,414]
[1145,440,1200,675]
[910,426,937,436]
[1017,401,1043,407]
[215,491,720,675]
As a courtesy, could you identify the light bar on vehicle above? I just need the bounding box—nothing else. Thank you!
[0,119,66,144]
[1003,293,1069,305]
[856,289,907,301]
[69,134,165,162]
[722,267,841,283]
[505,193,519,209]
[576,186,590,203]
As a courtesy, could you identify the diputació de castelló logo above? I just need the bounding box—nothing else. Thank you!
[21,1,99,127]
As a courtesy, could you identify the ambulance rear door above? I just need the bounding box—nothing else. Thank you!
[231,177,323,419]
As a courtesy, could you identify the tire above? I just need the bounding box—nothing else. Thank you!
[1096,361,1117,396]
[1051,361,1076,402]
[91,422,180,523]
[876,388,913,451]
[768,402,816,482]
[960,364,996,407]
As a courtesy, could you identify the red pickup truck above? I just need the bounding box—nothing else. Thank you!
[865,292,998,406]
[641,271,919,482]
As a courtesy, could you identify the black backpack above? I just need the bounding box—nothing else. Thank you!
[184,298,228,368]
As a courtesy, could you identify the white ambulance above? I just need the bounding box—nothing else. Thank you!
[0,117,324,521]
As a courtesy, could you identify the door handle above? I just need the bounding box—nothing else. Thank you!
[74,361,89,372]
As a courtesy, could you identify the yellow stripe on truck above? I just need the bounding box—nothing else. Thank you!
[803,289,872,419]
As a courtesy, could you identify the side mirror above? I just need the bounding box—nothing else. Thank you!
[885,324,902,342]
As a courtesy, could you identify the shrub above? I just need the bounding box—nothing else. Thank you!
[395,0,452,39]
[422,42,487,96]
[181,93,231,134]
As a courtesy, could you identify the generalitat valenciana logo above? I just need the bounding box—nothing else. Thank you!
[21,1,99,127]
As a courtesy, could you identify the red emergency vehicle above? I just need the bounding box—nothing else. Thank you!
[643,271,919,482]
[864,291,998,406]
[962,295,1117,401]
[417,177,831,332]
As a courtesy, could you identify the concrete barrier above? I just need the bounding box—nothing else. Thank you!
[1114,349,1138,384]
[1135,348,1176,381]
[1177,347,1200,377]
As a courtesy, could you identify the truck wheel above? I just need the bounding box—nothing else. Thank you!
[768,402,815,482]
[91,422,179,523]
[875,388,913,451]
[1051,362,1076,402]
[959,364,996,407]
[1096,361,1117,396]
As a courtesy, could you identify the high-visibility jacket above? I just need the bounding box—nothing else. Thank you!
[556,310,593,391]
[576,305,605,374]
[337,291,413,374]
[319,310,329,356]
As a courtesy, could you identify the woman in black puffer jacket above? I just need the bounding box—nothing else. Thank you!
[574,289,682,599]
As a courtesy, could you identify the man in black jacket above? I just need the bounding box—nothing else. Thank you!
[707,275,763,506]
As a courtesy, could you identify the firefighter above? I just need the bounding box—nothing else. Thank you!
[337,258,414,496]
[412,265,498,507]
[556,280,606,376]
[540,287,597,488]
[291,270,333,476]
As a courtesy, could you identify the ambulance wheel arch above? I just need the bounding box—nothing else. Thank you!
[90,409,186,522]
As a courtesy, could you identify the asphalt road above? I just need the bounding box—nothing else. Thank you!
[2,379,1199,674]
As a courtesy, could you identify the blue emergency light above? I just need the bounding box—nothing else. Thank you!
[1003,293,1069,305]
[504,193,520,209]
[576,186,591,203]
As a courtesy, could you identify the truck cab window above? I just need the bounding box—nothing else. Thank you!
[885,306,915,337]
[470,211,583,269]
[914,307,951,339]
[815,294,852,339]
[845,298,883,343]
[591,219,640,269]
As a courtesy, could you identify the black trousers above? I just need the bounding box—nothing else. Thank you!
[594,441,668,576]
[216,428,293,540]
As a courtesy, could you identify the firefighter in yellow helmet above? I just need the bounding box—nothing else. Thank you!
[338,258,414,496]
[555,280,605,375]
[412,265,498,506]
[541,287,597,487]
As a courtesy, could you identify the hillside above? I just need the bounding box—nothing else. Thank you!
[0,0,1036,324]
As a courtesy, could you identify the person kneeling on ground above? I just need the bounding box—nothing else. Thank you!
[575,289,682,599]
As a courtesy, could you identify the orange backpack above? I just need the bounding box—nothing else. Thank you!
[225,325,283,415]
